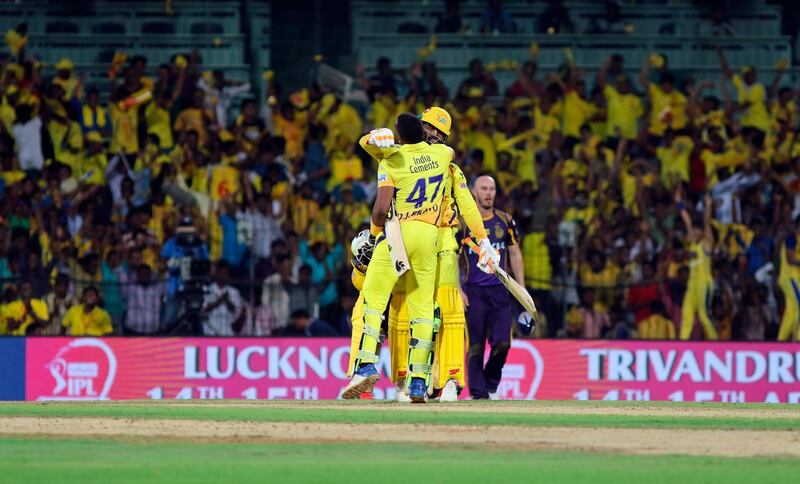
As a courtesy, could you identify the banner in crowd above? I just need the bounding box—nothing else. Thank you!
[0,338,25,400]
[19,338,800,403]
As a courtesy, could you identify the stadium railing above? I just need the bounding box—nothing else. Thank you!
[351,1,782,37]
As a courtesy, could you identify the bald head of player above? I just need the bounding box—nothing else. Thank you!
[472,175,496,212]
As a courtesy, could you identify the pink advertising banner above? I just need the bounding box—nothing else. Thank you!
[24,338,800,403]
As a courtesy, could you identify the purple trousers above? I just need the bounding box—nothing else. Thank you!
[465,283,513,399]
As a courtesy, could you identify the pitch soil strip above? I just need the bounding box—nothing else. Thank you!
[2,416,799,458]
[82,400,800,420]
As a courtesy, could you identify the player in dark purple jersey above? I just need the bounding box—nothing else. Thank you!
[460,175,525,399]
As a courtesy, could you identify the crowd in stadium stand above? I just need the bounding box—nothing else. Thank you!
[0,2,798,342]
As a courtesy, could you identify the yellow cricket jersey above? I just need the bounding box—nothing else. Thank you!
[637,314,676,340]
[562,90,593,138]
[732,75,770,132]
[273,114,306,160]
[467,130,496,172]
[438,163,487,239]
[76,152,108,185]
[174,107,208,147]
[647,84,688,136]
[771,99,797,130]
[291,196,320,236]
[328,152,364,190]
[377,141,453,226]
[4,299,49,335]
[779,233,800,284]
[110,103,139,155]
[0,98,16,135]
[144,102,174,150]
[603,85,642,140]
[688,241,713,283]
[62,304,113,336]
[657,135,693,185]
[523,232,552,290]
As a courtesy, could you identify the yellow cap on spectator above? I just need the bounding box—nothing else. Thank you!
[86,131,102,144]
[4,63,23,79]
[56,58,74,71]
[742,65,754,74]
[218,129,234,142]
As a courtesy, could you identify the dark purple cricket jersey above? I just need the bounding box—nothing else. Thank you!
[462,210,519,286]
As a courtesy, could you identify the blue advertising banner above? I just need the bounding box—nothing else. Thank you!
[0,337,25,400]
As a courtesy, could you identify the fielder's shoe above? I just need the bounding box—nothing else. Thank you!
[395,380,411,403]
[439,379,459,403]
[408,377,427,403]
[488,391,499,400]
[342,363,379,400]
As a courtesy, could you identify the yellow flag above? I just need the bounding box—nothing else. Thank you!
[210,165,240,201]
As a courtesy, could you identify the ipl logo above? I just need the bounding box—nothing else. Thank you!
[495,341,544,399]
[41,339,117,400]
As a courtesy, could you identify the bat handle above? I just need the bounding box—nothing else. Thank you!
[463,237,496,272]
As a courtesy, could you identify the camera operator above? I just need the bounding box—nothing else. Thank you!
[160,216,210,333]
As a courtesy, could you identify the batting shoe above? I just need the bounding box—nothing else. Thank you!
[488,391,499,400]
[439,379,459,403]
[342,363,379,400]
[408,377,428,403]
[395,381,411,403]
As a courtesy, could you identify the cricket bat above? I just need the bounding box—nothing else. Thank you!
[385,200,410,277]
[464,237,538,321]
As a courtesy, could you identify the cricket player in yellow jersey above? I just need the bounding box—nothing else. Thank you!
[342,113,498,403]
[344,107,490,402]
[777,217,800,341]
[677,190,718,340]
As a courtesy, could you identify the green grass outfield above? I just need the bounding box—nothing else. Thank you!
[0,400,798,483]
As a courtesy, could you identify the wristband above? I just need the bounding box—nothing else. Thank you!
[677,201,686,211]
[370,221,383,237]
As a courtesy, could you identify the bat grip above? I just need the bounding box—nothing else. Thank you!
[463,237,496,271]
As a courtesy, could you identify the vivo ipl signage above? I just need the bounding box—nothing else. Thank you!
[20,338,800,403]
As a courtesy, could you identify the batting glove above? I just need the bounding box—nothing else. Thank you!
[477,238,500,274]
[351,229,377,266]
[368,128,395,148]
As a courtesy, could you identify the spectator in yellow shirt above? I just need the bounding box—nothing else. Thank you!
[61,286,113,336]
[639,58,688,139]
[80,87,109,137]
[637,301,677,339]
[656,129,694,188]
[75,131,107,186]
[580,249,621,312]
[174,89,211,148]
[597,56,643,142]
[4,280,50,336]
[718,48,770,140]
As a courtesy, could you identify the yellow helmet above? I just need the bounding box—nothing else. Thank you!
[420,106,452,137]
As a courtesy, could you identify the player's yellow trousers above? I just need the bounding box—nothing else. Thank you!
[778,277,800,341]
[347,227,466,389]
[358,220,439,380]
[679,280,718,340]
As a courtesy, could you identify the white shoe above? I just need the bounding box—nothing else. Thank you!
[439,379,459,403]
[488,391,499,400]
[395,380,411,403]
